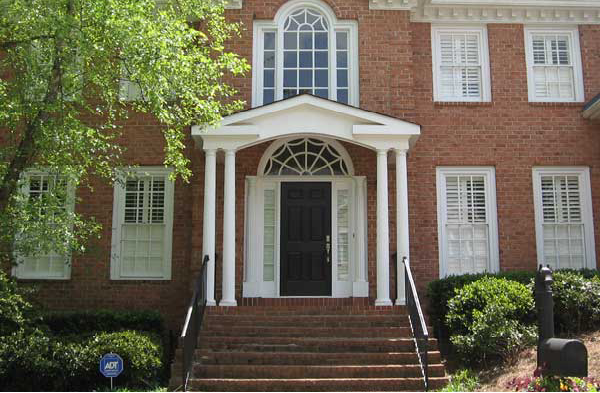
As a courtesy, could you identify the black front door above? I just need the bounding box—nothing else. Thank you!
[280,182,332,296]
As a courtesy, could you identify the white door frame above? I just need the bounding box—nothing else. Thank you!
[243,175,368,298]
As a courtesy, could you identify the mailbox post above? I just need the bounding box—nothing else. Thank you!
[535,265,588,377]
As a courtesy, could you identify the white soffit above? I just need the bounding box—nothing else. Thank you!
[368,0,600,24]
[192,94,420,151]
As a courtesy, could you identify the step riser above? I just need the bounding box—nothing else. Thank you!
[188,377,450,392]
[196,351,442,365]
[194,365,446,379]
[200,343,415,353]
[201,327,413,337]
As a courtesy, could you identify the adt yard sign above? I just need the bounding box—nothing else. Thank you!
[100,353,123,390]
[100,353,123,378]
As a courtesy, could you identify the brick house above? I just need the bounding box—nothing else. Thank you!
[13,0,600,389]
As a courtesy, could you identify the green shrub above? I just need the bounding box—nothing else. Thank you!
[0,328,88,391]
[0,270,37,336]
[0,329,162,391]
[41,309,165,337]
[427,270,536,340]
[83,330,163,389]
[446,277,537,365]
[552,271,600,335]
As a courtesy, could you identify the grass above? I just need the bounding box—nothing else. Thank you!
[437,369,479,392]
[438,330,600,392]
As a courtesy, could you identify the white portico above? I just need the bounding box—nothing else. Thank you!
[192,95,419,306]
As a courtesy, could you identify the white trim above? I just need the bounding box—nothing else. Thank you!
[244,139,368,299]
[431,25,492,103]
[436,166,499,277]
[524,26,585,103]
[194,95,420,152]
[110,166,174,280]
[532,167,596,269]
[411,1,600,24]
[252,0,359,107]
[252,177,363,298]
[13,171,75,280]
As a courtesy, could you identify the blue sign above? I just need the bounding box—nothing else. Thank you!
[100,353,123,378]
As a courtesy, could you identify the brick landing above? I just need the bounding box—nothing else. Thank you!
[170,306,448,391]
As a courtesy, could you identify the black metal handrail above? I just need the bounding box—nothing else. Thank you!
[404,256,430,391]
[180,255,209,391]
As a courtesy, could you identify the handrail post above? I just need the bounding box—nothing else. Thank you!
[403,256,430,391]
[180,255,210,391]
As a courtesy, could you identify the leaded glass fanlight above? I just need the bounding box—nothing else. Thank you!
[263,138,350,176]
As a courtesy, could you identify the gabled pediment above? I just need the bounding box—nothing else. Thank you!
[192,94,420,151]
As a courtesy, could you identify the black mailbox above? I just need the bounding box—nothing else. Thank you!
[535,265,588,377]
[539,338,588,377]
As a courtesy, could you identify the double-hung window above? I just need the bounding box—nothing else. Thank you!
[14,172,74,280]
[431,26,491,102]
[111,167,174,280]
[524,27,584,102]
[532,167,595,269]
[437,167,499,277]
[253,1,358,107]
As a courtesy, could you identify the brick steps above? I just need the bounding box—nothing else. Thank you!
[204,315,412,327]
[196,350,443,365]
[172,307,448,392]
[200,336,420,352]
[194,364,446,379]
[201,326,414,337]
[187,377,450,391]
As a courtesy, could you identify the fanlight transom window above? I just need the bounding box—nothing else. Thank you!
[263,138,350,176]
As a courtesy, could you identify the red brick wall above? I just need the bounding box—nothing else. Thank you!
[20,1,600,328]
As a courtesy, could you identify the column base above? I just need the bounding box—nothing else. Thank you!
[395,298,406,306]
[218,299,238,307]
[375,298,393,306]
[206,299,217,307]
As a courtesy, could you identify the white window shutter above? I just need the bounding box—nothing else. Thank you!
[539,174,586,269]
[526,29,582,102]
[434,29,485,101]
[443,174,490,276]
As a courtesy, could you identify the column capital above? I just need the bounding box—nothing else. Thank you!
[204,148,217,156]
[224,148,237,156]
[376,148,389,155]
[394,148,408,156]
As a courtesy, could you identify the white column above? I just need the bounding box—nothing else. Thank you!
[375,149,392,306]
[352,176,368,297]
[202,149,217,306]
[395,149,409,305]
[220,149,237,306]
[242,176,259,297]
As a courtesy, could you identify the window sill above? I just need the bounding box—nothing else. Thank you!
[434,101,493,107]
[528,101,584,107]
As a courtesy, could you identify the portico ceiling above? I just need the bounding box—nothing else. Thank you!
[192,94,420,152]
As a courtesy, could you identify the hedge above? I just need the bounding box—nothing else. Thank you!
[40,309,165,337]
[0,329,162,391]
[428,268,600,366]
[446,277,537,365]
